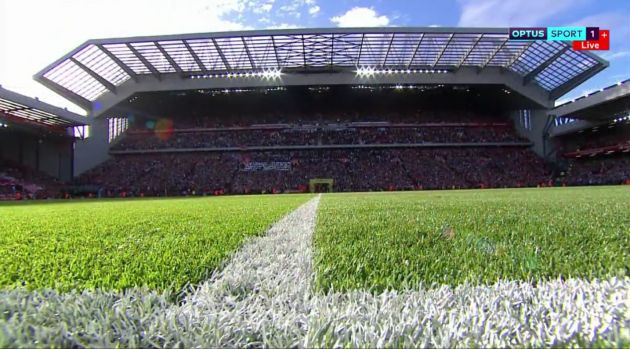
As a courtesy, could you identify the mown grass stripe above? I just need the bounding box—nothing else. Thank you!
[0,194,312,292]
[1,194,628,347]
[313,187,630,292]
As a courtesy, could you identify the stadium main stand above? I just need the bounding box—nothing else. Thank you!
[1,27,627,199]
[552,80,630,187]
[76,99,549,196]
[77,148,550,196]
[0,86,86,199]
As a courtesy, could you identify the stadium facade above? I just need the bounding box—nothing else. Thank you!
[0,86,85,182]
[1,27,628,197]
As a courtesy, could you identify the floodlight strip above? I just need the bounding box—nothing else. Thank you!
[189,68,282,80]
[356,68,450,76]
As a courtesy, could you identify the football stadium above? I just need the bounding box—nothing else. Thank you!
[0,24,629,347]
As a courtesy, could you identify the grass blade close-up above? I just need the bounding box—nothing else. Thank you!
[313,187,630,293]
[0,194,311,292]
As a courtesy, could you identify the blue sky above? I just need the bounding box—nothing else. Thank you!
[0,0,629,113]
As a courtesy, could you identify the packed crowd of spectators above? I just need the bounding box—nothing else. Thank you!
[133,110,507,129]
[0,160,65,200]
[77,147,552,197]
[563,155,630,186]
[558,123,630,154]
[113,124,525,151]
[75,110,555,196]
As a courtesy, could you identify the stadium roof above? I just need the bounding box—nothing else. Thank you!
[35,27,608,113]
[549,79,630,137]
[553,78,630,120]
[0,86,86,129]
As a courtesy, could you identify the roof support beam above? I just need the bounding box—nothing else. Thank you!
[432,33,454,68]
[241,37,256,69]
[96,44,138,82]
[457,34,483,68]
[356,33,366,66]
[479,38,508,70]
[302,35,307,68]
[182,41,208,73]
[37,78,92,111]
[155,42,183,74]
[126,43,161,80]
[382,33,395,67]
[550,62,608,99]
[407,33,425,68]
[69,57,117,93]
[523,46,569,85]
[0,111,70,131]
[506,41,534,68]
[271,36,281,68]
[330,34,335,68]
[211,38,232,71]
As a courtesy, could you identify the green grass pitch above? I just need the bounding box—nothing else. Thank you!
[313,186,630,292]
[1,187,629,294]
[0,194,312,291]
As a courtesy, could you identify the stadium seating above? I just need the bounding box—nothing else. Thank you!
[0,160,65,200]
[77,148,551,196]
[563,154,630,186]
[72,111,557,196]
[558,123,630,155]
[112,112,526,151]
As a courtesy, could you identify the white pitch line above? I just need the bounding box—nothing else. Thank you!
[0,195,322,348]
[1,194,628,348]
[305,277,630,348]
[169,194,321,347]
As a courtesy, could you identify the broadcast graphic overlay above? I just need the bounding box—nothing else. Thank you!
[509,27,610,51]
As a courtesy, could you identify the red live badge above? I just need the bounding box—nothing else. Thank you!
[573,29,609,51]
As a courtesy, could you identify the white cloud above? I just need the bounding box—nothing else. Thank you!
[457,0,578,27]
[267,23,302,29]
[279,1,303,18]
[251,0,274,13]
[0,0,256,113]
[601,51,630,61]
[272,0,318,19]
[258,3,273,12]
[331,7,390,27]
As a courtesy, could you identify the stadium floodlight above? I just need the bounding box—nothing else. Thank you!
[261,68,282,79]
[356,68,449,76]
[356,67,376,77]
